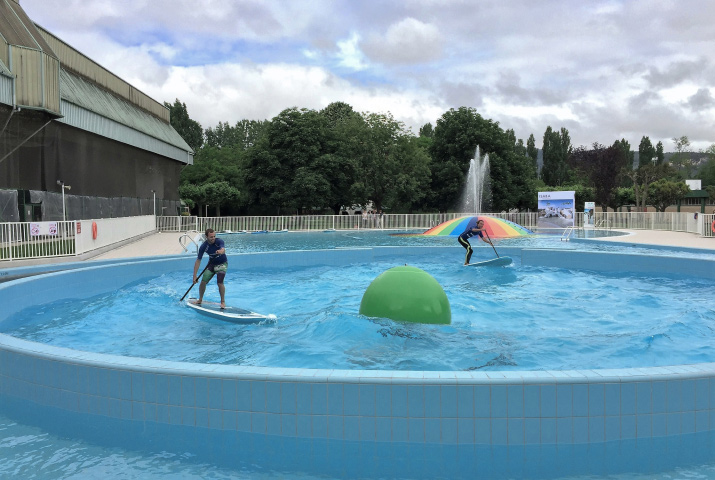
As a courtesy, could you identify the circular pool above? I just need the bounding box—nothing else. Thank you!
[1,241,715,480]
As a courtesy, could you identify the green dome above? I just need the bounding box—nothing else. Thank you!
[359,266,451,325]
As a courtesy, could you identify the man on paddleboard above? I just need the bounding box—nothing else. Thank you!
[192,228,228,308]
[457,219,491,265]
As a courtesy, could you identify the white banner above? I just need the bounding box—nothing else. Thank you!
[29,222,59,236]
[537,191,575,229]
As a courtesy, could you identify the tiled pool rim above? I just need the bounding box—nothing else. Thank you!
[2,245,715,450]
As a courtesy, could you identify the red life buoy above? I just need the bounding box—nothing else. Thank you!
[92,222,98,239]
[711,220,715,234]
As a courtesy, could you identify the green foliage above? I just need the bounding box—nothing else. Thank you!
[541,126,571,186]
[649,179,691,212]
[698,144,715,187]
[419,123,434,138]
[205,120,268,150]
[569,143,628,211]
[638,136,656,168]
[429,107,534,212]
[526,134,538,178]
[164,99,203,152]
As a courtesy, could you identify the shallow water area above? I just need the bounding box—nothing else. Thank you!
[4,249,714,371]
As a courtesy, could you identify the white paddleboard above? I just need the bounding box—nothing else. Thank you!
[465,256,513,267]
[186,298,275,324]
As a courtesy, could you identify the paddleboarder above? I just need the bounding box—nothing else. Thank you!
[458,219,492,265]
[192,228,228,308]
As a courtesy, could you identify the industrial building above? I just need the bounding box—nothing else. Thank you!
[0,0,193,222]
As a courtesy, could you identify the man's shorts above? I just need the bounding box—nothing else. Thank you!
[202,262,228,284]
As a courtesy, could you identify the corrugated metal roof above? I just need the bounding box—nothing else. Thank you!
[0,0,57,56]
[59,68,193,156]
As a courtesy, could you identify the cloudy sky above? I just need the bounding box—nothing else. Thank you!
[21,0,715,151]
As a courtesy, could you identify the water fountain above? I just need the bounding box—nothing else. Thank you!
[458,145,491,213]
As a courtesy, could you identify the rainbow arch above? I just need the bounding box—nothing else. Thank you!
[423,216,533,238]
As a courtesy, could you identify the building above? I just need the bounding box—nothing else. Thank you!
[0,0,193,222]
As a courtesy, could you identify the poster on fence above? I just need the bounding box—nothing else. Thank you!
[584,201,595,227]
[537,191,575,229]
[30,222,58,236]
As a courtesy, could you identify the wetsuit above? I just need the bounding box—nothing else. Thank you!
[197,238,228,284]
[458,227,483,265]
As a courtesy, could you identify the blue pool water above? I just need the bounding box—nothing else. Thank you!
[3,230,715,480]
[3,249,714,371]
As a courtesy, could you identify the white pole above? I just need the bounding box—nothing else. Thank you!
[61,185,66,221]
[153,191,156,217]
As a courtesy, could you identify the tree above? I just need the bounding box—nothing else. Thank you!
[649,179,690,212]
[638,136,656,168]
[205,120,267,150]
[568,143,627,211]
[655,141,665,164]
[429,106,535,212]
[622,163,674,211]
[164,99,203,152]
[419,123,434,138]
[698,144,715,187]
[526,133,538,178]
[670,135,693,177]
[351,112,426,212]
[541,126,571,186]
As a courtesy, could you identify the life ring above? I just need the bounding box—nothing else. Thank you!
[92,222,98,240]
[711,220,715,234]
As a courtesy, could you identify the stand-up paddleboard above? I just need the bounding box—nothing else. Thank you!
[466,256,513,267]
[186,299,276,324]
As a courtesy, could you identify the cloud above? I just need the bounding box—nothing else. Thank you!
[18,0,715,151]
[361,18,443,65]
[686,88,715,111]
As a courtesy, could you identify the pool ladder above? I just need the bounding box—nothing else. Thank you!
[560,225,574,241]
[179,230,204,252]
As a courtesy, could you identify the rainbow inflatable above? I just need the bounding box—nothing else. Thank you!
[423,216,533,238]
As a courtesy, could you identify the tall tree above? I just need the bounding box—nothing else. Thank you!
[655,141,665,164]
[541,126,571,186]
[526,133,538,178]
[638,136,656,168]
[670,135,693,177]
[164,99,203,152]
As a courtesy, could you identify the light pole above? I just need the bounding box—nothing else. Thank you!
[151,190,156,216]
[56,180,71,221]
[205,204,210,217]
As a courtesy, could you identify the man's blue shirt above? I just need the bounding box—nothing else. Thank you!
[198,238,227,264]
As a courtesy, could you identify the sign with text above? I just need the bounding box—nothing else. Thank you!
[537,191,575,229]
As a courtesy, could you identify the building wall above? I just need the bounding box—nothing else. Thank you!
[0,120,183,201]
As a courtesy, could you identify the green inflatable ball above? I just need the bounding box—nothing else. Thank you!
[359,265,451,325]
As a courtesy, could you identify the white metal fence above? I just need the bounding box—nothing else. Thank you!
[1,216,156,262]
[2,212,713,263]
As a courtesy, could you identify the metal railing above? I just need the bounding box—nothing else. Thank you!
[157,212,542,234]
[2,211,713,263]
[0,221,77,261]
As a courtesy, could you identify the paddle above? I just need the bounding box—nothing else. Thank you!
[483,230,500,258]
[180,260,210,302]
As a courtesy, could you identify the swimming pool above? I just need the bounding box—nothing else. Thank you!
[2,234,715,479]
[3,250,714,371]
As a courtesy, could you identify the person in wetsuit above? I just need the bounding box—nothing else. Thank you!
[458,219,491,265]
[192,228,228,308]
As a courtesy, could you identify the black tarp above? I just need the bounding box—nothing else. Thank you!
[0,189,19,222]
